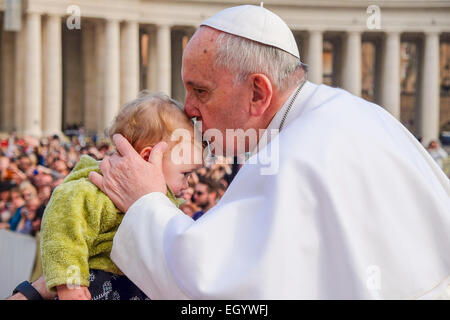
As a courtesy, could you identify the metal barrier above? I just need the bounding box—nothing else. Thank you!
[0,230,37,298]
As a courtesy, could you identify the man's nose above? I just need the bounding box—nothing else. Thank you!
[184,100,201,119]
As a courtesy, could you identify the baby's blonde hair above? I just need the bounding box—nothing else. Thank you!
[108,91,194,153]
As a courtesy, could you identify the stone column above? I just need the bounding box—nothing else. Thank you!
[82,22,98,133]
[307,30,323,84]
[14,25,25,133]
[24,12,42,137]
[146,26,158,92]
[42,14,62,136]
[419,32,440,145]
[103,19,120,132]
[120,20,140,105]
[171,29,186,102]
[95,21,106,134]
[379,32,401,119]
[1,31,15,132]
[62,27,83,129]
[341,31,362,96]
[156,24,171,94]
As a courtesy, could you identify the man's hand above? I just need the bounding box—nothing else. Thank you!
[89,134,168,213]
[35,276,57,300]
[57,285,91,300]
[7,276,56,300]
[0,222,10,230]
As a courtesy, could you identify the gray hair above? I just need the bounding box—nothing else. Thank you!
[213,31,306,91]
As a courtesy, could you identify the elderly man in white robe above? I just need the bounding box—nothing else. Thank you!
[88,5,449,300]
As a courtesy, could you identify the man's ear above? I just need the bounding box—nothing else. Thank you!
[248,73,273,117]
[139,146,153,161]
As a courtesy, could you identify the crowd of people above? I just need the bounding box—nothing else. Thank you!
[0,131,236,239]
[426,140,449,171]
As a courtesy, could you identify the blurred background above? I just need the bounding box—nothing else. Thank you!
[0,0,449,298]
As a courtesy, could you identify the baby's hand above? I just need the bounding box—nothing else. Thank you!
[57,285,91,300]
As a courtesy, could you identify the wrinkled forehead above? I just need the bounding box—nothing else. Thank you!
[183,26,221,60]
[182,27,226,87]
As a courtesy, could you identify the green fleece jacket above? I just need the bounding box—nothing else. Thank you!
[40,155,184,292]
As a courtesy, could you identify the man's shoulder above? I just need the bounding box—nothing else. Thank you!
[286,85,390,140]
[277,85,404,167]
[302,84,381,120]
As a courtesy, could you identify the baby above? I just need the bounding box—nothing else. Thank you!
[40,92,202,300]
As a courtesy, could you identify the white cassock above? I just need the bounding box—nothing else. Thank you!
[111,81,450,299]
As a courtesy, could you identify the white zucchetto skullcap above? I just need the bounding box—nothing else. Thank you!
[201,4,300,59]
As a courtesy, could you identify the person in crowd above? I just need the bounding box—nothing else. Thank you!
[33,171,53,189]
[17,155,34,177]
[0,181,14,228]
[180,186,195,205]
[0,156,11,180]
[217,180,228,199]
[19,180,37,197]
[427,140,448,169]
[51,158,70,177]
[2,187,26,231]
[206,162,232,182]
[5,160,27,184]
[16,195,41,236]
[192,176,219,220]
[179,186,201,218]
[179,203,199,218]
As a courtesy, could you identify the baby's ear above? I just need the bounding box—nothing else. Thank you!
[139,146,153,162]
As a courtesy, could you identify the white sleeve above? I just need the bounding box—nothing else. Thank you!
[110,192,193,299]
[110,183,272,300]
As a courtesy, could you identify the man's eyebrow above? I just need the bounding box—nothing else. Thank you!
[186,80,208,88]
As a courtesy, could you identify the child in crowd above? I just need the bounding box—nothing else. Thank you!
[40,92,202,300]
